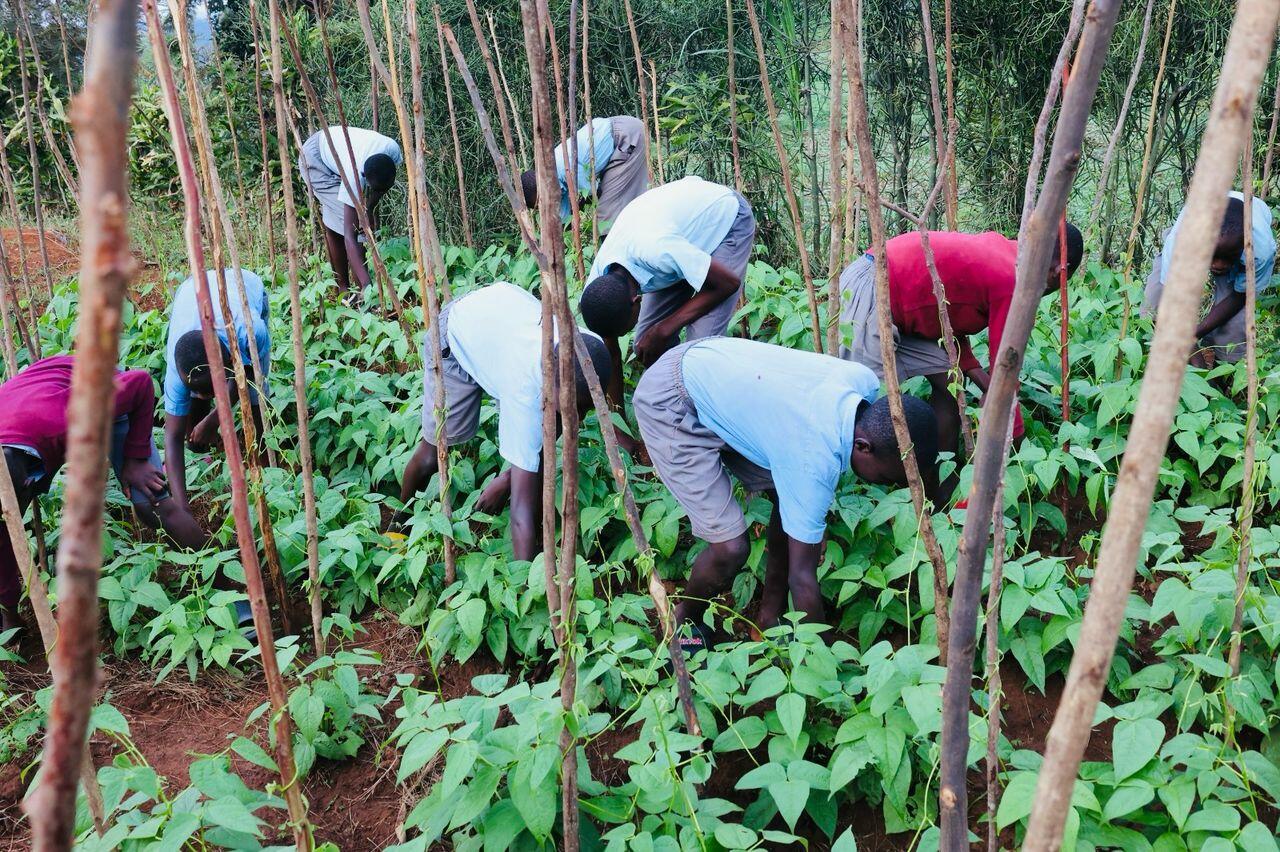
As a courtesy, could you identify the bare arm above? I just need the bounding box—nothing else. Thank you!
[164,413,191,509]
[343,205,373,290]
[633,259,741,366]
[1194,290,1245,339]
[509,466,543,562]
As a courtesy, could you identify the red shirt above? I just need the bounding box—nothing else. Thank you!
[884,231,1024,437]
[0,355,157,473]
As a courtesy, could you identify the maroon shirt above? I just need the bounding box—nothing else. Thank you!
[884,231,1025,437]
[0,355,157,471]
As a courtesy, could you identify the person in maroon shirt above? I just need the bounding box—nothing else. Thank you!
[837,226,1082,458]
[0,356,205,631]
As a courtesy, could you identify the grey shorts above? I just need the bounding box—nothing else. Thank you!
[1142,263,1246,363]
[634,341,775,544]
[633,193,757,352]
[300,131,348,235]
[420,299,485,447]
[837,254,953,379]
[595,116,650,229]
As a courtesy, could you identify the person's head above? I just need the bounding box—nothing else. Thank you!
[1210,197,1246,277]
[363,153,397,193]
[1044,221,1084,292]
[556,332,612,418]
[174,330,234,400]
[851,395,939,486]
[521,169,538,210]
[579,266,641,338]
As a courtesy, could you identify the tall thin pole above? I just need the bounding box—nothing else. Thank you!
[434,5,474,249]
[621,0,653,181]
[727,0,743,192]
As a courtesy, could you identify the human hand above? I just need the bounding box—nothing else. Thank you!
[121,458,166,503]
[476,474,511,515]
[188,414,220,450]
[632,323,673,368]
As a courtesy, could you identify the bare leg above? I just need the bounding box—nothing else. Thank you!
[323,226,350,292]
[396,440,440,525]
[674,534,751,629]
[927,372,961,457]
[153,497,207,551]
[756,500,789,629]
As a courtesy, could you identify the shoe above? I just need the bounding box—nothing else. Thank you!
[234,600,258,644]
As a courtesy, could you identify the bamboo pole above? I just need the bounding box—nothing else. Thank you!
[938,0,1124,846]
[23,0,136,845]
[825,0,845,355]
[727,0,743,192]
[1226,139,1260,741]
[1087,0,1157,245]
[1025,5,1278,847]
[144,3,313,845]
[745,0,822,353]
[266,0,324,654]
[434,5,474,249]
[621,0,654,181]
[841,0,951,664]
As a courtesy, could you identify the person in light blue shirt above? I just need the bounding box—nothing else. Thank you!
[1142,191,1275,365]
[634,337,939,649]
[162,268,271,512]
[520,116,649,229]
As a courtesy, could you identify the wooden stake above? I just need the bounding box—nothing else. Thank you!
[434,5,474,249]
[463,0,523,188]
[745,0,822,352]
[144,3,313,845]
[919,0,946,225]
[649,60,664,184]
[1025,4,1277,846]
[621,0,654,181]
[1261,72,1280,193]
[727,0,743,192]
[825,0,845,355]
[14,23,55,300]
[24,0,135,845]
[941,0,957,228]
[0,145,42,361]
[935,0,1122,844]
[489,12,529,167]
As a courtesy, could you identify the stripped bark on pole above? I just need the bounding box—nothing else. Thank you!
[841,0,951,665]
[24,0,135,845]
[434,5,475,249]
[938,0,1124,845]
[621,0,654,181]
[265,0,325,653]
[745,0,822,352]
[1025,4,1278,847]
[144,3,314,845]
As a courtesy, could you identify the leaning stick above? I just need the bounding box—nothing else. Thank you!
[267,0,324,653]
[145,3,313,845]
[982,420,1015,852]
[919,0,947,224]
[489,11,529,167]
[462,0,522,187]
[0,146,42,360]
[941,0,957,228]
[1261,73,1280,193]
[247,0,279,273]
[745,0,822,353]
[621,0,654,181]
[23,0,135,846]
[14,26,55,300]
[726,0,744,192]
[842,0,951,664]
[1025,4,1278,847]
[1226,139,1260,740]
[0,164,40,363]
[434,5,474,249]
[582,0,601,247]
[539,0,588,285]
[825,0,846,355]
[1087,0,1157,245]
[649,60,665,184]
[52,0,74,92]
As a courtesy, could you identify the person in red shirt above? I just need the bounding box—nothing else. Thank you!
[0,356,205,631]
[837,226,1082,457]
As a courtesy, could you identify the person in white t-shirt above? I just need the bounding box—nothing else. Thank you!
[298,125,403,298]
[395,283,612,561]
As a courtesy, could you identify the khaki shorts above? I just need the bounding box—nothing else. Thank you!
[633,193,757,352]
[595,116,650,229]
[837,254,953,379]
[1142,263,1246,363]
[420,299,484,447]
[634,341,775,544]
[300,131,349,235]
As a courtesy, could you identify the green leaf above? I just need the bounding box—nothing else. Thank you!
[831,827,859,852]
[713,716,768,753]
[996,772,1037,829]
[1112,718,1164,781]
[1182,653,1231,677]
[1102,781,1154,821]
[231,736,279,772]
[828,742,873,793]
[397,729,449,783]
[439,741,479,797]
[456,599,486,644]
[1183,802,1240,833]
[767,779,810,830]
[203,796,263,837]
[510,754,557,840]
[1157,776,1195,829]
[1238,822,1280,852]
[713,823,758,850]
[776,693,805,746]
[742,666,787,705]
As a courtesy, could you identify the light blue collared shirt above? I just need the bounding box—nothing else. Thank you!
[554,117,615,220]
[587,176,740,293]
[1159,191,1276,294]
[680,337,880,544]
[164,269,271,417]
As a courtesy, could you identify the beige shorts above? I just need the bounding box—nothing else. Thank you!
[634,341,775,543]
[420,299,484,447]
[837,254,953,379]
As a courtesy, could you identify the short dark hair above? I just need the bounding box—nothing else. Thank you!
[521,169,538,209]
[1220,197,1245,243]
[363,153,397,191]
[1059,221,1084,278]
[580,267,635,338]
[862,395,939,474]
[550,332,612,408]
[174,330,233,396]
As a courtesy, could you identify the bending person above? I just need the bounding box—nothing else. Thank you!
[838,225,1082,454]
[0,356,205,631]
[1142,191,1275,367]
[396,282,611,562]
[299,125,402,299]
[521,115,649,233]
[163,268,271,514]
[634,337,938,650]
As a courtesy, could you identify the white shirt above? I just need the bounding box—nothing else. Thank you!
[315,126,403,211]
[588,176,740,293]
[445,283,598,473]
